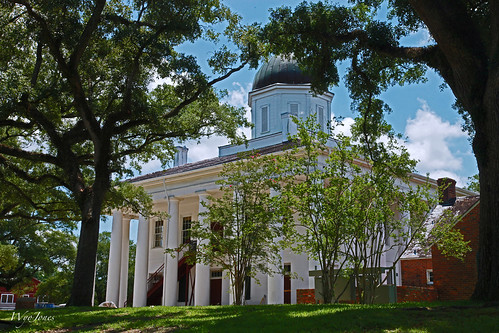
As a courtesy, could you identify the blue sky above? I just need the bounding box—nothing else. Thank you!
[171,0,477,187]
[101,1,478,237]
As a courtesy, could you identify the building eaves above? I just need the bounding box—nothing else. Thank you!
[127,141,296,183]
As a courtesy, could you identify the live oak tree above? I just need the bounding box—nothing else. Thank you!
[264,0,499,301]
[0,0,259,305]
[179,152,291,305]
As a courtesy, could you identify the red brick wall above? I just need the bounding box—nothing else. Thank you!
[296,289,315,304]
[397,286,438,302]
[400,258,433,287]
[431,203,479,300]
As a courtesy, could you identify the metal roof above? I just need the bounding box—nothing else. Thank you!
[252,55,312,90]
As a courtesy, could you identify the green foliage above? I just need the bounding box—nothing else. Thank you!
[435,228,472,260]
[177,151,291,305]
[0,219,77,290]
[0,244,18,272]
[426,209,472,261]
[0,0,262,304]
[274,115,434,304]
[35,272,73,305]
[466,174,480,193]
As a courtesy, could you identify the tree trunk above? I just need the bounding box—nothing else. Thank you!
[321,267,333,304]
[67,213,100,306]
[472,98,499,301]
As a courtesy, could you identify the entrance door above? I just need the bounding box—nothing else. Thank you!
[284,264,291,304]
[210,276,222,305]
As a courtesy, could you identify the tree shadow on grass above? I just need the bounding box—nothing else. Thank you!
[2,302,498,332]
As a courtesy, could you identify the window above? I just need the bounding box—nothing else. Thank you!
[426,269,434,285]
[211,222,223,252]
[211,270,223,278]
[154,220,164,248]
[261,106,269,133]
[245,267,251,300]
[1,294,14,304]
[182,216,192,244]
[317,105,324,129]
[289,103,298,115]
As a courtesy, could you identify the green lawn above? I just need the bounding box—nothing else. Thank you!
[1,301,498,332]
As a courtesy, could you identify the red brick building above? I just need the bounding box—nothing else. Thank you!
[432,198,479,300]
[0,278,41,310]
[399,178,480,302]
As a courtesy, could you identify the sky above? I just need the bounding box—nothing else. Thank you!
[101,0,478,237]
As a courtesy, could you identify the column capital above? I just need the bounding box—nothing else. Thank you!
[196,191,210,201]
[168,195,180,202]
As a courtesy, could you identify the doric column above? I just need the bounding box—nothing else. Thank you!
[221,271,230,305]
[118,218,130,307]
[194,192,210,306]
[267,269,284,304]
[106,211,123,305]
[163,197,179,306]
[268,188,284,304]
[133,214,150,307]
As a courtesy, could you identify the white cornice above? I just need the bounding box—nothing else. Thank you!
[248,83,334,106]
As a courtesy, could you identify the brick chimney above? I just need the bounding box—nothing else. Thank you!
[437,177,456,206]
[174,146,188,167]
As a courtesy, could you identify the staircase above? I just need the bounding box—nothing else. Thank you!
[146,263,164,306]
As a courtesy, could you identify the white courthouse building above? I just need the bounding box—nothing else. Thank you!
[105,56,474,307]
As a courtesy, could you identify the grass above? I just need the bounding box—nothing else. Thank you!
[0,301,498,332]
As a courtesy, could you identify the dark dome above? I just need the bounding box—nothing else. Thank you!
[252,55,312,90]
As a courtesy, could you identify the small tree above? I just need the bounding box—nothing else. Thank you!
[276,116,362,304]
[263,1,498,300]
[276,116,437,304]
[184,152,291,305]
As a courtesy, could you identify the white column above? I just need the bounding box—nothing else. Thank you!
[133,214,150,307]
[268,189,284,304]
[267,269,284,304]
[163,197,179,306]
[106,211,123,305]
[194,193,210,306]
[221,271,230,305]
[118,218,130,307]
[228,284,234,305]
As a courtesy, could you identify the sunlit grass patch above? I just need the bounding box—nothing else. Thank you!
[0,301,497,332]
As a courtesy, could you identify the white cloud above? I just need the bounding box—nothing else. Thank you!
[148,75,174,91]
[223,82,253,138]
[184,82,253,162]
[332,117,355,137]
[185,136,229,162]
[404,99,468,186]
[141,158,164,175]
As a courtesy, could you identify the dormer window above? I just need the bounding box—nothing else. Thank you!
[261,106,269,133]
